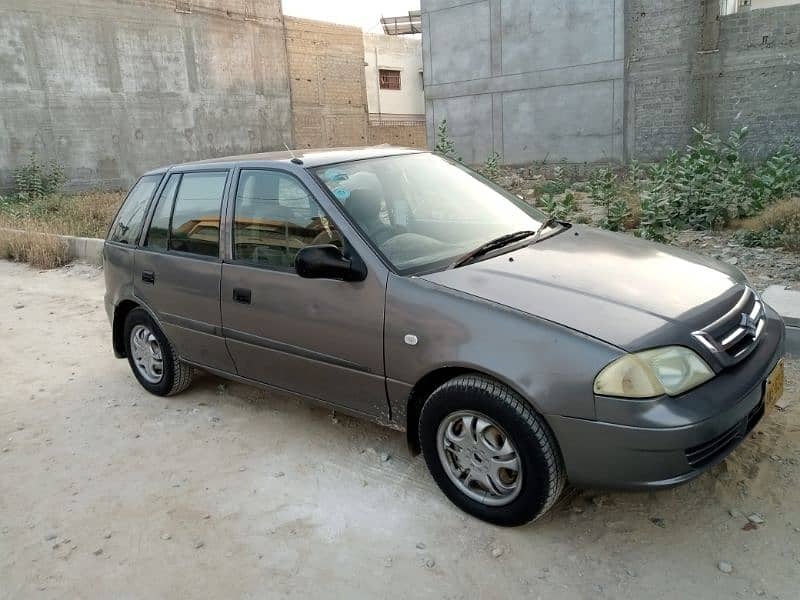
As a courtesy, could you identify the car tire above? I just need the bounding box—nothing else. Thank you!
[123,308,193,397]
[419,374,565,527]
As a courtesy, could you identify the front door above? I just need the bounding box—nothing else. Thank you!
[134,170,235,373]
[220,168,388,420]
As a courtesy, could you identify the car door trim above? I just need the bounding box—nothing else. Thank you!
[161,312,223,337]
[222,326,371,373]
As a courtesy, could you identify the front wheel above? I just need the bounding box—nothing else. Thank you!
[419,374,565,526]
[123,308,193,396]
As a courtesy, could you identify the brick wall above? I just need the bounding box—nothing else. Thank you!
[712,4,800,154]
[283,17,368,149]
[626,0,800,161]
[367,124,427,148]
[625,0,707,160]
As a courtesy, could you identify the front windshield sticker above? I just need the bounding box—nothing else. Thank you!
[323,168,349,182]
[333,188,351,201]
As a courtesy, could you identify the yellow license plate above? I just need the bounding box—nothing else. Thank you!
[764,359,785,414]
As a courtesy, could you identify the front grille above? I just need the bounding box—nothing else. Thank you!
[685,400,764,469]
[692,287,765,367]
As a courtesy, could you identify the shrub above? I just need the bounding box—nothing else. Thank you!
[751,140,800,206]
[434,120,462,162]
[588,168,617,207]
[536,166,569,196]
[482,151,501,181]
[539,191,577,221]
[638,189,673,242]
[13,153,66,199]
[646,126,799,231]
[603,198,632,232]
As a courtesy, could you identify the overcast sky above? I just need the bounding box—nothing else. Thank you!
[282,0,420,33]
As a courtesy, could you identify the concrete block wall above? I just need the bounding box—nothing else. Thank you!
[283,17,368,149]
[624,0,708,161]
[0,0,293,191]
[626,0,800,160]
[421,0,625,165]
[712,4,800,156]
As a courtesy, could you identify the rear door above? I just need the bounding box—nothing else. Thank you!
[134,170,235,372]
[220,167,388,420]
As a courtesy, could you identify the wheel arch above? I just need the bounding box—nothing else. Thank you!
[112,299,141,358]
[404,366,543,456]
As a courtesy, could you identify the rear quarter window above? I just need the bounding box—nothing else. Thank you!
[108,175,163,244]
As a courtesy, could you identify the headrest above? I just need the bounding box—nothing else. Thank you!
[346,189,381,223]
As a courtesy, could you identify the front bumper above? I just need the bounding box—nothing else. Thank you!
[548,311,785,490]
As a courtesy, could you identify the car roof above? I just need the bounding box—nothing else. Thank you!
[142,146,426,176]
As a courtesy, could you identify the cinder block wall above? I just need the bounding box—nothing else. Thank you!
[712,4,800,155]
[625,0,799,161]
[0,0,293,191]
[624,0,707,161]
[283,17,368,149]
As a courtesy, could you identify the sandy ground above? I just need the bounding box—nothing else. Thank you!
[1,260,799,600]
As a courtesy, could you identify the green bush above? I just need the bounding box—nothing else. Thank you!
[603,198,632,232]
[482,151,501,181]
[587,168,617,207]
[539,191,577,221]
[646,126,800,231]
[434,120,462,162]
[536,166,568,196]
[13,153,66,200]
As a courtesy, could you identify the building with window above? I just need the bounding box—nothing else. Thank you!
[364,33,425,125]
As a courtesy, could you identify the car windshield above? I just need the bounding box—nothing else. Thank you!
[314,153,555,275]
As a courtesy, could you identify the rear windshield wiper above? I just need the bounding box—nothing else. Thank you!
[450,230,536,269]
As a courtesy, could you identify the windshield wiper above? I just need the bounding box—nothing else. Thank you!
[450,230,536,269]
[530,215,558,245]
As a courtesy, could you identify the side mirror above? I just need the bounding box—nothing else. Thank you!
[295,245,367,282]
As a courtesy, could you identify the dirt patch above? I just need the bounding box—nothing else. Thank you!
[1,261,799,598]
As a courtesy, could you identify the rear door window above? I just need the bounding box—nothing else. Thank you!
[168,172,228,258]
[108,174,162,244]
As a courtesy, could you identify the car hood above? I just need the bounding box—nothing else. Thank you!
[421,226,747,350]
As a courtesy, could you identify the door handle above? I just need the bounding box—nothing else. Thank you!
[142,270,155,284]
[233,288,252,304]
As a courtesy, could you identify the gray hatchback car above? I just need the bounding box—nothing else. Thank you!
[104,147,785,526]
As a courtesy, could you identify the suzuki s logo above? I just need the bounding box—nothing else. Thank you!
[740,313,758,337]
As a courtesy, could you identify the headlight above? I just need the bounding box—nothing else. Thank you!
[593,346,714,398]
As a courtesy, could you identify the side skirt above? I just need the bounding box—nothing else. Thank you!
[182,359,403,432]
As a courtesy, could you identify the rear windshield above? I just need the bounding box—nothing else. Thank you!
[108,175,163,244]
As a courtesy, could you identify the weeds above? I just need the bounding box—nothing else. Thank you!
[539,191,577,221]
[13,153,66,199]
[0,229,71,269]
[434,120,462,162]
[735,197,800,251]
[482,151,501,181]
[0,191,123,238]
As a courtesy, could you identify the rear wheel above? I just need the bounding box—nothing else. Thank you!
[123,308,193,396]
[419,374,565,526]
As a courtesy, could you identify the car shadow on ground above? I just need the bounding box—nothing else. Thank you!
[178,368,790,534]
